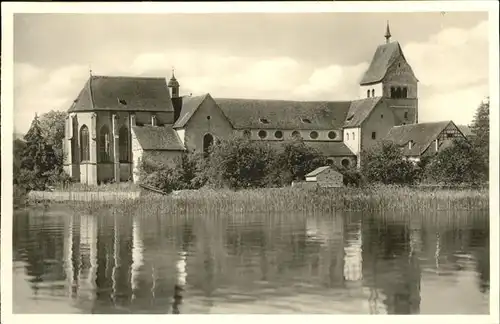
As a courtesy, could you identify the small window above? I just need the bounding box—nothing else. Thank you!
[346,114,354,121]
[402,122,406,125]
[259,118,269,124]
[258,130,267,139]
[381,114,384,119]
[371,89,375,97]
[301,118,311,124]
[292,130,301,138]
[207,116,211,120]
[328,131,336,140]
[326,159,334,166]
[243,130,251,138]
[346,133,349,140]
[309,131,319,139]
[447,133,453,138]
[367,89,370,98]
[118,98,127,105]
[372,132,376,140]
[390,87,396,98]
[341,159,350,168]
[404,111,409,119]
[402,88,408,98]
[352,132,355,140]
[274,130,283,139]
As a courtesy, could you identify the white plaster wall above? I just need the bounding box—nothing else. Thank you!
[359,83,384,99]
[343,127,361,155]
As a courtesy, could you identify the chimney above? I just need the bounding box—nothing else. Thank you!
[172,97,183,124]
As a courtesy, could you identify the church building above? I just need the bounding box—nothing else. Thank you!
[63,23,467,185]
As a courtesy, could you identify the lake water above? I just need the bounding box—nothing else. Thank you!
[12,206,490,314]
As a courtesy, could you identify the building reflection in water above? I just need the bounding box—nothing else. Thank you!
[131,217,144,302]
[343,219,363,282]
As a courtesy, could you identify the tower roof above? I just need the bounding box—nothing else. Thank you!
[168,69,180,88]
[385,21,392,44]
[359,41,405,86]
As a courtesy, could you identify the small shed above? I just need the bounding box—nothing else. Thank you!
[305,166,344,188]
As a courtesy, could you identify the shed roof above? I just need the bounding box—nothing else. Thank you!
[216,98,351,130]
[306,166,332,177]
[384,121,452,156]
[360,41,405,86]
[68,75,174,113]
[132,125,185,151]
[305,141,355,157]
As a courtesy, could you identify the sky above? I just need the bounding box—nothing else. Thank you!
[12,11,490,134]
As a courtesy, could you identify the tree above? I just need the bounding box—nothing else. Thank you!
[425,137,487,185]
[361,140,419,185]
[273,139,328,185]
[20,115,59,190]
[39,110,67,167]
[205,136,273,189]
[469,98,489,179]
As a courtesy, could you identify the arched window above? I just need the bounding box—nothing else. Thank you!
[390,87,396,98]
[71,117,78,163]
[367,89,370,98]
[80,125,90,162]
[346,133,349,140]
[371,89,375,97]
[402,87,408,98]
[396,87,402,98]
[119,126,130,162]
[203,133,214,156]
[352,132,355,140]
[99,125,111,162]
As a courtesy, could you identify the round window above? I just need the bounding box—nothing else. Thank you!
[292,131,301,138]
[243,130,251,138]
[274,130,283,139]
[327,159,334,165]
[341,159,350,168]
[310,131,319,139]
[328,131,336,140]
[258,130,267,139]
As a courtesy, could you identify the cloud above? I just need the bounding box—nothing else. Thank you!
[403,20,488,89]
[13,20,489,133]
[403,19,489,125]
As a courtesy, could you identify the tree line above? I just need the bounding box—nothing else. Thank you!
[13,99,489,195]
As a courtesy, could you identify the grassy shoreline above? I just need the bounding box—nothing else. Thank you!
[45,184,490,215]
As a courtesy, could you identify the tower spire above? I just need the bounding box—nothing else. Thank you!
[385,21,391,44]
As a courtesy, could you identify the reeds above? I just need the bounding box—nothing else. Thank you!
[66,184,489,217]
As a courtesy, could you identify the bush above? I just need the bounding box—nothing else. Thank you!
[361,140,420,185]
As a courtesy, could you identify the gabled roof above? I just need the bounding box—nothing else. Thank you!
[457,124,473,137]
[132,125,185,151]
[305,166,331,177]
[216,98,351,130]
[384,121,452,156]
[343,97,383,128]
[68,75,174,113]
[173,94,210,128]
[360,41,406,86]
